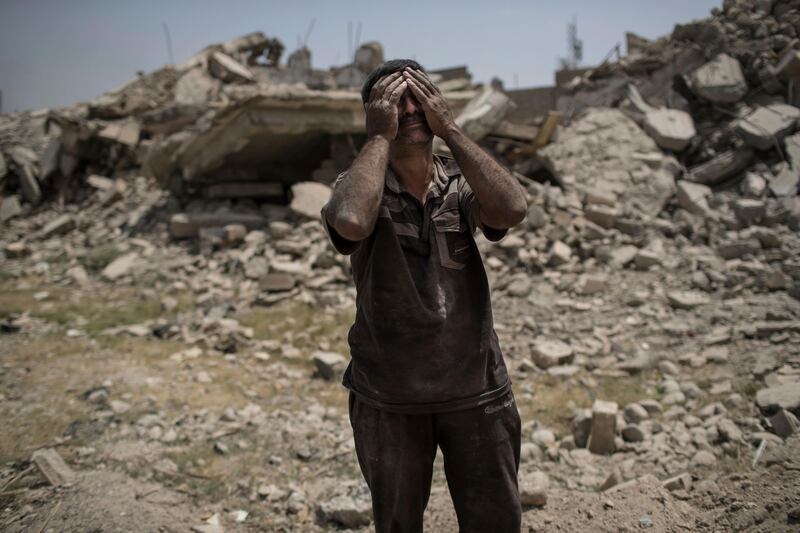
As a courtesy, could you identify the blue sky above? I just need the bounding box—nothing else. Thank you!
[0,0,722,113]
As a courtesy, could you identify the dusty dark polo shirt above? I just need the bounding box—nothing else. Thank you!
[320,154,511,413]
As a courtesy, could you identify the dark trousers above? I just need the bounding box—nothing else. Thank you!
[348,390,522,533]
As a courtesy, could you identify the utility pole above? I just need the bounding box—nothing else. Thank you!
[162,22,175,66]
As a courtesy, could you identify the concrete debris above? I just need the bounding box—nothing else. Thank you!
[289,182,332,219]
[689,53,748,103]
[315,494,372,528]
[688,149,754,186]
[0,195,23,222]
[312,351,347,381]
[32,448,75,486]
[770,409,799,439]
[676,181,712,215]
[736,104,800,151]
[101,252,139,280]
[587,400,618,455]
[532,338,574,368]
[756,383,800,416]
[643,108,695,152]
[519,471,549,507]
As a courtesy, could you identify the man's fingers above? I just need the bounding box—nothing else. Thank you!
[382,76,406,102]
[369,72,402,103]
[405,78,430,105]
[407,68,439,95]
[387,80,408,105]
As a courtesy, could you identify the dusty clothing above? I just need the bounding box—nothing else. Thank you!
[320,155,511,413]
[349,389,522,533]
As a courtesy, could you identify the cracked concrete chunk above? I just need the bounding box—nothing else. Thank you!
[690,53,747,103]
[643,108,695,151]
[737,104,800,151]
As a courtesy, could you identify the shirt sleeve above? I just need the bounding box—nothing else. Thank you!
[457,176,508,242]
[320,173,362,255]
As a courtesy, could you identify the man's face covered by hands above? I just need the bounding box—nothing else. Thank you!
[393,82,433,145]
[363,62,444,146]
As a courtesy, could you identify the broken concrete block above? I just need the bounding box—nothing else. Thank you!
[643,108,695,151]
[85,175,114,192]
[174,67,221,105]
[584,205,618,229]
[289,182,332,219]
[532,338,574,368]
[18,164,42,205]
[169,212,266,239]
[756,382,800,415]
[583,187,617,207]
[667,290,709,310]
[41,214,75,237]
[102,252,139,280]
[0,195,22,222]
[312,351,347,381]
[770,409,799,439]
[98,119,141,148]
[208,51,255,83]
[315,495,372,529]
[32,448,75,486]
[259,273,296,292]
[662,473,692,492]
[634,249,662,270]
[690,53,748,103]
[608,245,638,268]
[575,274,607,295]
[676,180,712,215]
[717,238,760,259]
[769,163,798,197]
[689,149,754,186]
[38,137,61,181]
[547,240,572,266]
[519,471,549,507]
[733,198,766,226]
[737,104,800,151]
[572,409,592,448]
[621,424,645,442]
[587,400,618,455]
[222,224,247,246]
[741,172,767,197]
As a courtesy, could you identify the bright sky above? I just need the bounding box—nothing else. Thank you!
[0,0,722,113]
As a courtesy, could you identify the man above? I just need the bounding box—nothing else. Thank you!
[320,59,528,532]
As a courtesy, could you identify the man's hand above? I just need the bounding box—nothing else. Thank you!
[365,72,408,141]
[403,68,457,139]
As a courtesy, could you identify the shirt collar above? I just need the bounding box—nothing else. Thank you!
[385,155,451,198]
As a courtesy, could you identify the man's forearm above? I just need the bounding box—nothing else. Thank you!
[325,136,390,241]
[443,126,527,229]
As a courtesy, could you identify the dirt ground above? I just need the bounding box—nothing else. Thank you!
[1,256,799,532]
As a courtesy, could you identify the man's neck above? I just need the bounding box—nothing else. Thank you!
[388,141,434,204]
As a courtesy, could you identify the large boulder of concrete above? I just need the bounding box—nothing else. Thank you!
[643,108,696,152]
[690,53,748,103]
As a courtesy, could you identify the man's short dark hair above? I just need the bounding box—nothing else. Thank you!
[361,59,425,104]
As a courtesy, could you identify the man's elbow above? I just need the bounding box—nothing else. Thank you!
[330,211,372,242]
[507,198,527,227]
